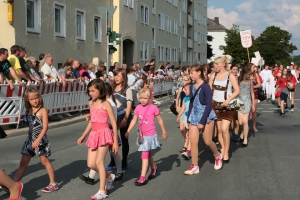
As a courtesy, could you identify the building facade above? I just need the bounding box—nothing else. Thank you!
[207,17,227,62]
[0,0,208,69]
[0,0,109,68]
[113,0,208,67]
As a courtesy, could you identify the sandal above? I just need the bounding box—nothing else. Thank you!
[179,147,187,153]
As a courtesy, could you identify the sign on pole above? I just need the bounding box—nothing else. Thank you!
[254,51,261,59]
[240,30,252,48]
[240,30,252,63]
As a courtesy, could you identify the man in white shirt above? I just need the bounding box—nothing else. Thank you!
[260,65,272,101]
[41,54,59,81]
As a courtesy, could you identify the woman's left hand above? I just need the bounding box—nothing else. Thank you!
[222,100,229,107]
[252,105,256,113]
[112,143,119,153]
[197,124,204,130]
[162,133,168,141]
[31,140,40,149]
[120,119,128,128]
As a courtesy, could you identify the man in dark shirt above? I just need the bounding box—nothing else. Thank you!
[18,47,40,84]
[0,48,22,84]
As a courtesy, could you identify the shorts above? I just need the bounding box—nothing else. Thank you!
[288,88,295,92]
[212,101,235,122]
[280,92,288,103]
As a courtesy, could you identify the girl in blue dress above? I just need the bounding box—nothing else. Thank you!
[184,64,223,175]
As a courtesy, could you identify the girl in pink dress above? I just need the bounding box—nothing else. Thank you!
[125,88,168,186]
[77,79,118,200]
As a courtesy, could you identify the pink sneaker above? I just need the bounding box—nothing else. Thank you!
[41,183,58,193]
[184,164,199,175]
[214,154,223,170]
[8,182,23,200]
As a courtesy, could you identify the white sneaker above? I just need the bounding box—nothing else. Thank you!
[181,152,191,160]
[214,154,223,170]
[291,108,294,112]
[184,164,199,175]
[64,113,73,117]
[105,174,115,191]
[91,190,107,200]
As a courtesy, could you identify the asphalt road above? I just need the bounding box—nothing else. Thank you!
[1,93,300,200]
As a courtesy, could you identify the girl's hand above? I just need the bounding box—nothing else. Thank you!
[9,82,14,90]
[125,132,130,138]
[112,142,119,153]
[252,105,256,113]
[85,114,91,122]
[176,117,180,123]
[162,133,168,141]
[197,124,204,130]
[77,136,86,145]
[31,140,40,149]
[222,100,229,107]
[120,119,127,128]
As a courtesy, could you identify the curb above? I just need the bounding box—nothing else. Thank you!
[4,115,86,139]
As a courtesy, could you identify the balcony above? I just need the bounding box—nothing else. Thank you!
[188,38,193,49]
[188,14,193,26]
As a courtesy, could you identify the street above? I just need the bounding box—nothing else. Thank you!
[1,93,300,200]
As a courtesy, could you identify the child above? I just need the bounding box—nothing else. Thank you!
[177,83,191,160]
[0,168,23,200]
[125,88,168,186]
[77,79,119,199]
[238,68,255,146]
[79,82,123,185]
[185,64,222,175]
[13,87,58,192]
[149,81,161,106]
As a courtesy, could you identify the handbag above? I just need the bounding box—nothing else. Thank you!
[258,87,266,101]
[169,101,178,115]
[137,105,151,145]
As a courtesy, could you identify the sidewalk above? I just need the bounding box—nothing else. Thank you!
[1,95,172,139]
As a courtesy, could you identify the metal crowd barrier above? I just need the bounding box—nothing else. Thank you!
[0,77,177,128]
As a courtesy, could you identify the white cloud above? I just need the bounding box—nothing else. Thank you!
[236,1,253,14]
[207,6,240,29]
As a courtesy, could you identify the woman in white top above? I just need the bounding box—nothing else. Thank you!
[88,63,96,79]
[209,55,240,163]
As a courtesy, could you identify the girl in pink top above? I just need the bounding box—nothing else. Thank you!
[125,88,168,186]
[77,79,118,200]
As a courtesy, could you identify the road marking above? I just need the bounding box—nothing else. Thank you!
[262,111,274,112]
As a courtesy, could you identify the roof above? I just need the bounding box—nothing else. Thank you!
[207,17,227,31]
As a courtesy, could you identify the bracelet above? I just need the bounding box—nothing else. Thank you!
[162,133,167,135]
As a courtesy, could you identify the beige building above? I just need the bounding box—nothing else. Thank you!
[113,0,208,67]
[0,0,109,68]
[0,0,207,68]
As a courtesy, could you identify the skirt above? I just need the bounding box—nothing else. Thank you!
[21,135,51,157]
[137,134,160,152]
[212,101,236,122]
[86,128,114,150]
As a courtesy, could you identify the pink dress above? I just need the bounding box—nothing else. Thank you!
[86,104,114,150]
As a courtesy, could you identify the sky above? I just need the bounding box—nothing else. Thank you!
[208,0,300,55]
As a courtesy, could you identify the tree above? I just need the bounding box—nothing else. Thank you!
[255,26,298,66]
[220,25,257,65]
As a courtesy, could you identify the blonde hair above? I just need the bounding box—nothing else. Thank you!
[92,57,99,66]
[24,87,44,110]
[139,88,151,98]
[26,56,36,63]
[89,63,95,70]
[214,55,232,69]
[182,73,191,81]
[64,65,72,71]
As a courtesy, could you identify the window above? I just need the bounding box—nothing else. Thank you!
[94,15,102,43]
[194,52,198,63]
[141,4,149,25]
[194,30,197,42]
[173,0,178,7]
[182,0,187,13]
[173,20,178,35]
[183,49,187,62]
[26,0,41,33]
[166,46,171,61]
[165,16,170,32]
[198,32,201,44]
[76,9,86,40]
[179,36,181,52]
[179,10,182,27]
[194,9,197,20]
[172,48,177,62]
[152,26,155,48]
[187,50,191,63]
[158,13,165,30]
[197,11,201,24]
[140,41,149,61]
[124,0,134,8]
[54,2,66,37]
[152,0,156,8]
[183,25,187,38]
[158,45,164,61]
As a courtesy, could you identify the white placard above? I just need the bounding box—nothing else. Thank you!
[240,30,252,48]
[254,51,261,59]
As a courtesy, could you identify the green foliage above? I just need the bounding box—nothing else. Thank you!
[220,25,258,65]
[255,26,298,65]
[290,55,300,66]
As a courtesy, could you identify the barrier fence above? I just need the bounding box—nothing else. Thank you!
[0,77,177,128]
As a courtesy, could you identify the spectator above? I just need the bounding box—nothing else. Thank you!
[88,63,96,79]
[57,66,76,82]
[114,62,119,70]
[96,65,107,81]
[19,48,41,84]
[8,45,31,84]
[64,58,73,67]
[25,56,42,80]
[40,54,60,81]
[79,63,91,80]
[156,69,164,78]
[38,52,50,72]
[122,63,127,69]
[72,60,80,79]
[127,65,136,89]
[0,48,22,84]
[108,65,115,83]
